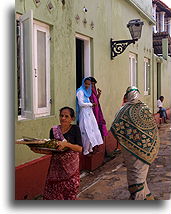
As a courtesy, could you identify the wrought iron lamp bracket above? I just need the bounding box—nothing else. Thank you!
[111,38,138,59]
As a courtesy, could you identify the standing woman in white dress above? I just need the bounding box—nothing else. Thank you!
[76,77,103,155]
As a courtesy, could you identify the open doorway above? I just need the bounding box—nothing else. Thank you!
[76,34,91,89]
[76,38,84,89]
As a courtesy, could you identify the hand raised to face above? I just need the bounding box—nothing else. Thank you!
[97,88,101,94]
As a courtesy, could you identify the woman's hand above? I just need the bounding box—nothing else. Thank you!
[57,141,82,153]
[57,141,68,151]
[97,88,102,98]
[92,103,97,107]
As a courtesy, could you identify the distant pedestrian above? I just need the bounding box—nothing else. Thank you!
[111,86,160,200]
[157,96,168,123]
[89,77,108,139]
[76,77,103,155]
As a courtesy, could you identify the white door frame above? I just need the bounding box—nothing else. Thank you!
[75,33,91,77]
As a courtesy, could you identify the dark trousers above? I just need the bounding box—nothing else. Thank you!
[159,107,167,119]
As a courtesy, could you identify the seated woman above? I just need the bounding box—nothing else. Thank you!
[157,96,168,123]
[31,107,82,200]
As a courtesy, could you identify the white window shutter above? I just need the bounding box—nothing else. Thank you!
[144,58,150,95]
[129,53,137,87]
[33,23,51,117]
[19,10,34,119]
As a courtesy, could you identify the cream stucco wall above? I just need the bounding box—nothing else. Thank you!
[152,54,171,113]
[132,0,152,15]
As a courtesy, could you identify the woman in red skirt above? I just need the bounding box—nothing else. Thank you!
[35,107,82,200]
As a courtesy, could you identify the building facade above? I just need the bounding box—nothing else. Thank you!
[152,0,171,113]
[15,0,171,199]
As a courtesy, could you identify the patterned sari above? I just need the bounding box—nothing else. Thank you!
[110,88,160,200]
[43,126,80,200]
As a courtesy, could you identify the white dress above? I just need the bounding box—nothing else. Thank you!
[76,90,103,155]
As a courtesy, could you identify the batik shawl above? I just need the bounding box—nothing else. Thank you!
[110,101,160,165]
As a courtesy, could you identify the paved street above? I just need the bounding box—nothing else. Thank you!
[78,120,171,200]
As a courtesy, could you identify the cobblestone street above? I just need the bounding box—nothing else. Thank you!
[78,120,171,200]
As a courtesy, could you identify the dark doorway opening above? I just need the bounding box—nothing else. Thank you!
[76,38,84,89]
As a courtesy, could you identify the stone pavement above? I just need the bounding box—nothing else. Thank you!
[78,120,171,200]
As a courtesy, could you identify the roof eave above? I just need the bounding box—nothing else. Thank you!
[126,0,156,25]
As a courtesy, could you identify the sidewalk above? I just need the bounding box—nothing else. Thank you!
[78,120,171,200]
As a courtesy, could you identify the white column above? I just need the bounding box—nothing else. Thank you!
[153,4,157,33]
[162,38,168,60]
[160,11,165,32]
[156,12,160,32]
[152,4,157,20]
[168,17,171,36]
[164,18,168,32]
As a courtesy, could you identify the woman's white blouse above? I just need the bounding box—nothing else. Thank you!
[77,90,93,107]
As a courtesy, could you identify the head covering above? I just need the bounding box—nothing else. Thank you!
[76,77,92,121]
[89,77,97,84]
[76,77,92,100]
[125,86,140,102]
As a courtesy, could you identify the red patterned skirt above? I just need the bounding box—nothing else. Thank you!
[43,151,80,200]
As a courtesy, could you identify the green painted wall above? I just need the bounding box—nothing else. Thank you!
[15,0,170,166]
[152,55,171,113]
[161,59,171,109]
[158,58,171,110]
[15,0,76,166]
[73,0,154,127]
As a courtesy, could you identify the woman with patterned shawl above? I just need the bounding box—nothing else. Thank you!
[32,107,82,200]
[76,77,103,155]
[89,77,108,139]
[110,86,160,200]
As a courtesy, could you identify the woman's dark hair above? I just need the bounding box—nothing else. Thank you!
[84,77,91,82]
[59,106,75,118]
[159,96,164,100]
[89,77,97,83]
